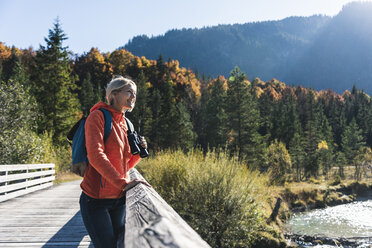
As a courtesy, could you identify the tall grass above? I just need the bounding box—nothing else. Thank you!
[138,149,275,247]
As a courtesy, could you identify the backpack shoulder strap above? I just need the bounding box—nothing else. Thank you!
[98,108,112,142]
[124,117,134,133]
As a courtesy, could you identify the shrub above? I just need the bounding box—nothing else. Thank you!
[138,149,272,247]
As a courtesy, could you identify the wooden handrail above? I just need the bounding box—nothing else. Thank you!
[119,169,211,248]
[0,163,55,202]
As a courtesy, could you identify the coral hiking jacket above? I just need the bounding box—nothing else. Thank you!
[80,102,141,199]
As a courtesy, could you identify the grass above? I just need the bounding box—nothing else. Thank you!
[54,171,81,184]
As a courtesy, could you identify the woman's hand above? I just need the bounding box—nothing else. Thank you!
[139,136,147,150]
[123,179,151,192]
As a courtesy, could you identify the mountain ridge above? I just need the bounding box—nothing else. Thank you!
[124,2,372,94]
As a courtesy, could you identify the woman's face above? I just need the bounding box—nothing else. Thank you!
[113,84,137,112]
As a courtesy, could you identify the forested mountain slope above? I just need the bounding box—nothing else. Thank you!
[124,2,372,94]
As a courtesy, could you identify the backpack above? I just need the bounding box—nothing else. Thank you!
[67,108,112,177]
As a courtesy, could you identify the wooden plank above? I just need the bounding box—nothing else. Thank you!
[0,179,92,247]
[121,169,211,248]
[0,182,53,202]
[0,242,92,248]
[0,170,55,183]
[0,176,55,194]
[0,164,55,172]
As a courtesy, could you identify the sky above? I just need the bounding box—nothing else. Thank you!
[0,0,367,55]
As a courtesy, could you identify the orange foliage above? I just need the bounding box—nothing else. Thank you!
[0,42,11,61]
[342,90,351,99]
[265,85,281,101]
[208,75,228,92]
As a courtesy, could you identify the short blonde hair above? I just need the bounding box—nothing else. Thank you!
[106,75,137,106]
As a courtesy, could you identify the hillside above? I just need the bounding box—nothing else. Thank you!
[124,2,372,94]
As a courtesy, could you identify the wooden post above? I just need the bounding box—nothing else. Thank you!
[269,197,282,221]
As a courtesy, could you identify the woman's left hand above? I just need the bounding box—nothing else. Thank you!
[139,136,147,149]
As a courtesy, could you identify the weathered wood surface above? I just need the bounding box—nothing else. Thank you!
[0,164,55,203]
[0,180,92,248]
[120,169,211,248]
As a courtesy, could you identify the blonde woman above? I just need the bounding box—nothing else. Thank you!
[79,75,149,248]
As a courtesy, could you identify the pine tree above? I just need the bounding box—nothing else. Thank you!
[302,90,320,177]
[204,77,228,149]
[258,91,273,139]
[156,54,166,79]
[226,67,264,166]
[149,88,162,150]
[126,71,153,140]
[174,101,196,150]
[31,19,80,144]
[195,84,208,150]
[341,118,366,163]
[156,76,196,150]
[80,72,99,115]
[2,48,28,84]
[289,132,306,181]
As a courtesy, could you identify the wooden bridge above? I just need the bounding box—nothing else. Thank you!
[0,164,210,248]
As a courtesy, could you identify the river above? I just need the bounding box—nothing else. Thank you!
[285,199,372,247]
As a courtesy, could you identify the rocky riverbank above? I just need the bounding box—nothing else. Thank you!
[280,181,372,213]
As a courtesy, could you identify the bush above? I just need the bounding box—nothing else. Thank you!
[0,80,53,164]
[0,80,69,168]
[138,149,272,247]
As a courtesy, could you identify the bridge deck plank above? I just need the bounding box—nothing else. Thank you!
[0,180,92,248]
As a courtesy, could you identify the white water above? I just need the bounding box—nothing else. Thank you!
[286,200,372,247]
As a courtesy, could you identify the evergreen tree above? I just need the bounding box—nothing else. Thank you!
[126,71,153,140]
[174,101,197,150]
[156,54,166,79]
[157,76,196,150]
[271,93,301,146]
[80,72,99,115]
[302,90,320,177]
[195,84,208,150]
[341,118,366,163]
[204,77,228,149]
[31,19,80,144]
[226,67,264,167]
[2,48,28,84]
[335,151,347,178]
[149,88,162,150]
[289,132,306,181]
[73,47,113,95]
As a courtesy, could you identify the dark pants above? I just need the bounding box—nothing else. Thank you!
[79,192,126,248]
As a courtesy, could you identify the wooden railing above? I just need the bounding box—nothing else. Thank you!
[0,163,55,202]
[119,169,211,248]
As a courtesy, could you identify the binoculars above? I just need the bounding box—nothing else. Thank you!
[127,131,149,158]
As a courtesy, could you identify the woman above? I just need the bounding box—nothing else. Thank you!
[79,75,149,248]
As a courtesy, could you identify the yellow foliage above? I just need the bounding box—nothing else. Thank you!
[317,140,329,150]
